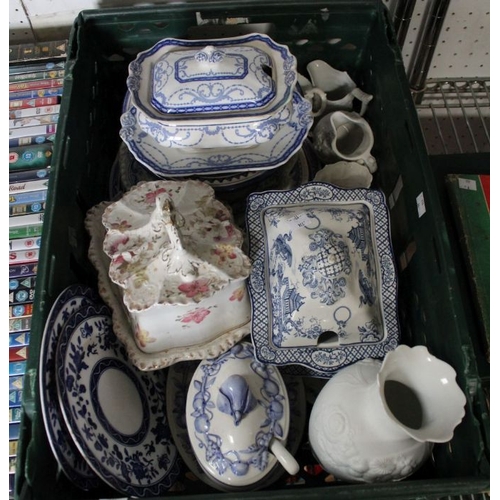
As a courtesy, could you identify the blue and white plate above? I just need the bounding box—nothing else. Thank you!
[119,91,313,177]
[55,305,181,497]
[39,284,103,491]
[245,182,400,377]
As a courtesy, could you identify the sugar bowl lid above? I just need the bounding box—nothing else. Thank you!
[186,342,299,489]
[151,44,275,115]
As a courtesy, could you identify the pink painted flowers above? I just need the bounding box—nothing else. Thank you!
[179,308,212,324]
[178,279,211,300]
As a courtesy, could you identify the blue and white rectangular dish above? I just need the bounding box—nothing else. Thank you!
[245,182,400,377]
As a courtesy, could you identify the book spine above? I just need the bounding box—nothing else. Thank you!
[10,60,66,76]
[9,114,59,129]
[9,69,66,83]
[9,40,68,63]
[9,133,56,148]
[9,104,60,119]
[9,144,53,170]
[9,189,48,206]
[9,262,38,278]
[9,201,46,217]
[9,123,57,139]
[9,224,44,240]
[9,167,50,184]
[9,96,60,110]
[9,212,44,229]
[9,178,50,195]
[9,316,32,334]
[9,333,30,348]
[9,249,40,265]
[9,78,64,92]
[9,361,27,376]
[9,87,63,101]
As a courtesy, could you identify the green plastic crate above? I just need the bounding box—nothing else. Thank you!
[15,1,489,499]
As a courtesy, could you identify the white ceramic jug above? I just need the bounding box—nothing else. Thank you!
[308,345,466,483]
[312,110,377,172]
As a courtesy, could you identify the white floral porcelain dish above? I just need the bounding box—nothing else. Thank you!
[245,182,400,377]
[39,284,103,491]
[166,359,306,492]
[120,91,313,177]
[185,342,299,489]
[126,34,297,123]
[100,180,252,354]
[55,304,181,497]
[85,202,251,371]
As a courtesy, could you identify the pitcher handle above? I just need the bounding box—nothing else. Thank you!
[351,87,373,116]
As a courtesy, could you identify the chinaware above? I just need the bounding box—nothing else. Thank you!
[117,140,284,193]
[100,179,252,354]
[55,304,181,496]
[85,201,251,371]
[120,91,313,177]
[305,60,373,117]
[312,110,377,173]
[186,342,299,489]
[132,90,302,150]
[126,34,297,124]
[313,161,373,189]
[308,344,467,483]
[39,284,103,491]
[210,148,311,232]
[245,182,400,378]
[166,359,306,491]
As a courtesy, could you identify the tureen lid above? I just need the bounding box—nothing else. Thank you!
[126,34,298,124]
[186,342,294,488]
[151,44,275,115]
[101,180,251,312]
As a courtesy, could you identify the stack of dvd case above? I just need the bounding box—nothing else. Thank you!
[8,39,67,499]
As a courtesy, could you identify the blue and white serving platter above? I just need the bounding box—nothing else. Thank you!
[119,91,313,177]
[166,357,306,492]
[245,182,400,377]
[39,284,103,491]
[55,304,181,497]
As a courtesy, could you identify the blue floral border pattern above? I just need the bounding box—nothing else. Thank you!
[119,91,313,177]
[189,343,287,480]
[245,183,400,377]
[127,34,296,118]
[55,305,180,497]
[39,284,102,490]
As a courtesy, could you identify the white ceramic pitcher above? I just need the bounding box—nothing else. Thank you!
[312,110,377,172]
[308,345,466,483]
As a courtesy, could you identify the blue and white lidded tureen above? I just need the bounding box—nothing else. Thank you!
[186,342,299,489]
